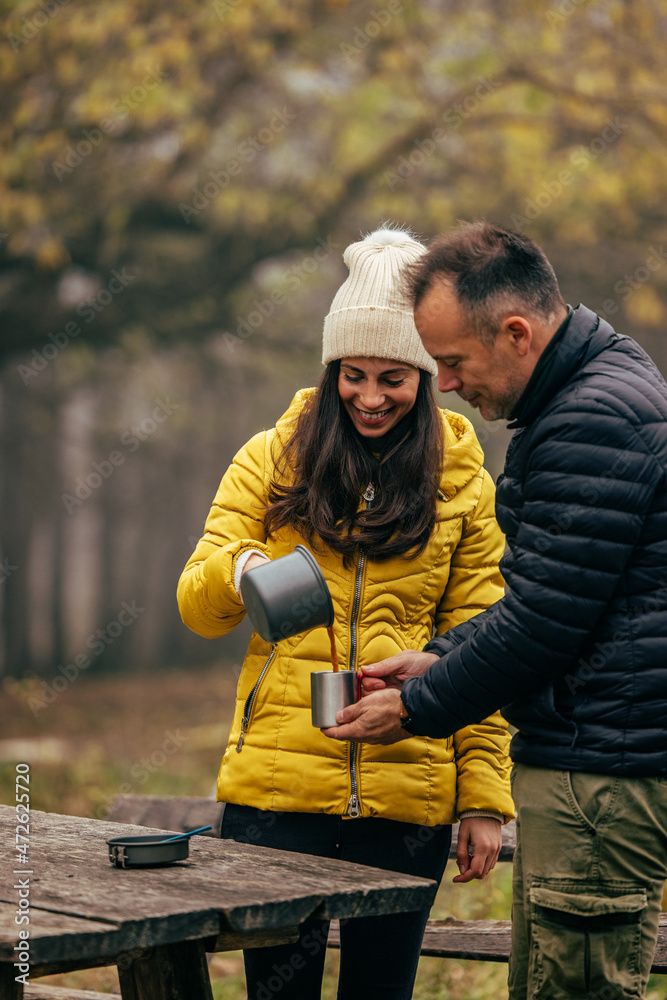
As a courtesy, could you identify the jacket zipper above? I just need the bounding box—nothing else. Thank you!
[347,481,374,817]
[347,548,365,817]
[236,646,277,752]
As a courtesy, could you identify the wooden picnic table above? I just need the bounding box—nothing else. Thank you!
[0,805,437,1000]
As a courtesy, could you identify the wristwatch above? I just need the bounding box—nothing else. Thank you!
[399,697,414,735]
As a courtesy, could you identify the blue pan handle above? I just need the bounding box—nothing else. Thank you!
[161,825,212,843]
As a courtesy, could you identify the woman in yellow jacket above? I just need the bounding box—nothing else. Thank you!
[178,227,513,1000]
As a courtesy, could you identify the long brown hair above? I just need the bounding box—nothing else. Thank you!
[263,361,444,564]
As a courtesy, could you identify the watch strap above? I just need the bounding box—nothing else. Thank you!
[399,697,414,734]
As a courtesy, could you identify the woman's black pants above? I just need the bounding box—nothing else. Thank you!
[221,804,452,1000]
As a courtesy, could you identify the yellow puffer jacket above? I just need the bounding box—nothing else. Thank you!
[178,390,514,826]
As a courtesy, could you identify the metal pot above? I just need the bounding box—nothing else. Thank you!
[240,544,334,643]
[107,834,189,868]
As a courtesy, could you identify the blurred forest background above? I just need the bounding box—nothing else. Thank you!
[1,0,667,691]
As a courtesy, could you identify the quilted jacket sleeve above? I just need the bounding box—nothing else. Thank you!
[402,399,664,738]
[435,469,514,822]
[177,431,272,639]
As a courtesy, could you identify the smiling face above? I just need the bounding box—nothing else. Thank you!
[414,281,532,422]
[337,357,421,438]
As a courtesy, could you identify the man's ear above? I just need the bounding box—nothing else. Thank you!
[501,315,532,357]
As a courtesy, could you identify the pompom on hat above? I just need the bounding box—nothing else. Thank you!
[322,225,437,376]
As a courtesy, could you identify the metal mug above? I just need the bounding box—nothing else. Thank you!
[311,670,359,728]
[240,544,334,644]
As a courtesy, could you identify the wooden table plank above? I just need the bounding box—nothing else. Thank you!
[0,903,123,969]
[0,807,436,971]
[0,810,434,927]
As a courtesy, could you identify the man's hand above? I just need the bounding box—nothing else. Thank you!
[452,816,502,883]
[321,688,411,744]
[360,650,439,694]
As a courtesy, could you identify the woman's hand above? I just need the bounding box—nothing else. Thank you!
[361,650,439,693]
[238,553,270,606]
[452,816,502,883]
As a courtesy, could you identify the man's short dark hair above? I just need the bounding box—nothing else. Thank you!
[407,220,566,343]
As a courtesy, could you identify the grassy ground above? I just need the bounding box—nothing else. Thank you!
[1,662,665,999]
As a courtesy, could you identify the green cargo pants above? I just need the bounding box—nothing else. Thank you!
[508,764,667,1000]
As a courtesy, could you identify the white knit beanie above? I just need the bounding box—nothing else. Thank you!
[322,226,437,376]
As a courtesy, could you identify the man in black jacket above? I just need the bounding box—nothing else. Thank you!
[324,221,667,999]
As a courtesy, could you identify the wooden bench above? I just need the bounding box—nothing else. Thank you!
[105,793,226,838]
[24,987,115,1000]
[105,794,517,857]
[106,795,667,975]
[328,914,667,972]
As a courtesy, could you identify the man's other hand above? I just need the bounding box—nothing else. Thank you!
[360,650,438,693]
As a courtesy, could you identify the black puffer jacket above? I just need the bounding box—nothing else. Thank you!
[403,304,667,775]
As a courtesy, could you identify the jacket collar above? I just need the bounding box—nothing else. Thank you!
[439,408,484,500]
[507,304,622,429]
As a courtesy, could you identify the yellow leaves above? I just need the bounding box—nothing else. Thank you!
[54,51,79,86]
[35,236,70,271]
[64,7,119,51]
[105,204,131,235]
[1,187,42,228]
[377,46,413,74]
[624,284,665,328]
[558,218,597,246]
[0,183,69,268]
[211,185,272,231]
[587,170,623,205]
[582,170,635,230]
[243,38,276,67]
[0,0,664,350]
[180,119,210,151]
[223,4,258,39]
[143,35,190,71]
[305,173,346,206]
[261,3,311,36]
[103,3,137,37]
[125,25,148,51]
[12,96,39,131]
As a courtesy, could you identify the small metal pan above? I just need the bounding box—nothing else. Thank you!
[107,834,189,869]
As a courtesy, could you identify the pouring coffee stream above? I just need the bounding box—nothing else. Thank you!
[327,624,339,673]
[325,480,374,678]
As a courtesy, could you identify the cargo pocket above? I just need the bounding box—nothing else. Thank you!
[528,878,646,999]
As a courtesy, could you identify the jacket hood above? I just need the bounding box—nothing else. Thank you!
[274,388,485,502]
